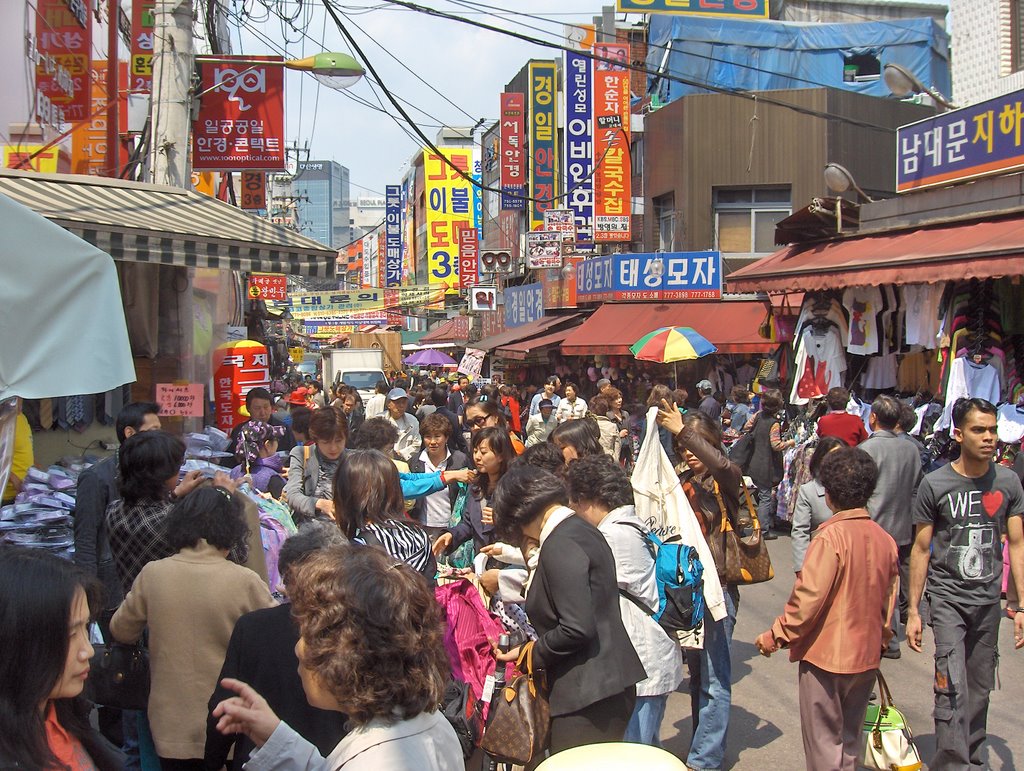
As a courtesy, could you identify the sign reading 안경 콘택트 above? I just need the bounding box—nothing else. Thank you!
[897,88,1024,193]
[575,251,722,301]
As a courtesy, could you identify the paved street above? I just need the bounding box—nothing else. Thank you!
[659,533,1023,770]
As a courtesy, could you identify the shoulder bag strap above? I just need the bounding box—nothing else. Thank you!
[739,480,761,532]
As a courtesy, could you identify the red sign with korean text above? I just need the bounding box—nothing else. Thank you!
[130,0,156,94]
[213,341,271,432]
[247,273,287,301]
[193,56,286,171]
[35,0,92,125]
[71,62,129,176]
[593,44,632,242]
[500,93,526,210]
[458,226,480,289]
[240,171,267,209]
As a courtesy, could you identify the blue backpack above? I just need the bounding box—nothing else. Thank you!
[618,522,705,637]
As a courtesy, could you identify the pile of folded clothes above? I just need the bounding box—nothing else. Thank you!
[1,461,89,559]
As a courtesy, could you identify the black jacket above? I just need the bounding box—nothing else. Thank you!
[526,515,647,717]
[747,413,784,490]
[73,453,123,610]
[205,604,347,769]
[407,450,470,525]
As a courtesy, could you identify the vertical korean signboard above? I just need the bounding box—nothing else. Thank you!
[423,147,475,291]
[593,44,632,242]
[193,56,286,171]
[458,226,479,289]
[529,62,558,231]
[130,0,156,93]
[500,93,526,209]
[71,62,129,176]
[564,51,594,248]
[36,0,92,126]
[384,185,403,287]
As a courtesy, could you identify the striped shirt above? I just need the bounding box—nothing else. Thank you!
[357,519,436,580]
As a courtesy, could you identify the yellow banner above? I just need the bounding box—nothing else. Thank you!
[423,147,476,291]
[4,144,59,173]
[286,285,446,319]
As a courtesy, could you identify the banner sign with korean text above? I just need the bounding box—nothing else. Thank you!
[402,176,415,278]
[155,383,205,417]
[5,145,60,173]
[896,88,1024,193]
[362,232,378,288]
[576,251,722,301]
[424,146,476,290]
[248,272,286,301]
[287,286,447,318]
[593,44,632,242]
[458,348,486,380]
[504,282,544,327]
[616,0,769,18]
[193,56,285,170]
[72,62,130,176]
[526,231,563,269]
[458,226,480,289]
[540,254,583,309]
[500,92,527,209]
[385,184,403,286]
[304,317,389,337]
[35,0,92,126]
[529,62,559,231]
[240,171,267,209]
[130,0,156,93]
[564,51,595,248]
[544,209,577,243]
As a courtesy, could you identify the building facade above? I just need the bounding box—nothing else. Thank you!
[950,0,1024,105]
[292,159,350,248]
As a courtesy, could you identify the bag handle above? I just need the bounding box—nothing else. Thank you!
[874,669,895,711]
[516,642,540,697]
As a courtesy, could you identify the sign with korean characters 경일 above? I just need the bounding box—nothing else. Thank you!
[193,56,286,171]
[529,62,559,231]
[575,251,722,301]
[593,44,632,242]
[616,0,769,18]
[500,93,527,209]
[504,282,544,328]
[896,88,1024,193]
[423,147,476,291]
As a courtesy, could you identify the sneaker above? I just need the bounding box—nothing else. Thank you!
[763,530,779,540]
[882,648,902,660]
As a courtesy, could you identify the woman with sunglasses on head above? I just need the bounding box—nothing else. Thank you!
[464,396,525,454]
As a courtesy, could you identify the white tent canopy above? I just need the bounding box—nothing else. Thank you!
[0,192,135,401]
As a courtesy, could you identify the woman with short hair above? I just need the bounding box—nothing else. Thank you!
[210,546,463,770]
[550,417,603,465]
[791,435,847,574]
[284,407,349,522]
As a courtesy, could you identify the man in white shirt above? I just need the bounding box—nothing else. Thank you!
[364,380,390,420]
[529,376,561,416]
[555,382,588,423]
[383,388,420,462]
[409,413,470,541]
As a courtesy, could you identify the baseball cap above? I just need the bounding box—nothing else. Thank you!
[387,388,409,401]
[538,399,554,410]
[696,379,713,392]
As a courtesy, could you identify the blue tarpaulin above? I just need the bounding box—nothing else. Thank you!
[646,15,950,104]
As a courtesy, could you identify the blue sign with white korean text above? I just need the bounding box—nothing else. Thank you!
[504,282,544,327]
[897,88,1024,193]
[384,185,402,287]
[575,251,722,301]
[565,51,594,247]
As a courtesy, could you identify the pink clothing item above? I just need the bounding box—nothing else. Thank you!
[435,579,505,716]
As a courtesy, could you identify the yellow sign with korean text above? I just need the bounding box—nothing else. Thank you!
[4,144,59,173]
[287,285,446,319]
[423,146,476,291]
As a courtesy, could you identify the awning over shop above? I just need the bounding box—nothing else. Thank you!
[421,316,470,345]
[495,318,585,360]
[560,302,770,356]
[728,211,1024,293]
[475,314,582,353]
[0,169,336,277]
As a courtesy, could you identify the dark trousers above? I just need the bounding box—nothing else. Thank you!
[549,687,636,754]
[797,661,875,771]
[159,759,205,771]
[886,543,913,655]
[928,595,1001,771]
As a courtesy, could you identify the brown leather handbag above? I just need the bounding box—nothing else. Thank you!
[479,641,550,764]
[714,482,775,585]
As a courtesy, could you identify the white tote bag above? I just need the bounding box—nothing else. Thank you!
[630,407,726,623]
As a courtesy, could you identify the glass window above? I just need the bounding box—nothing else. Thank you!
[754,210,789,253]
[713,186,791,256]
[717,211,752,253]
[1013,0,1024,73]
[653,192,675,251]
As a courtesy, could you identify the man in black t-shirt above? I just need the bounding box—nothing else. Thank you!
[907,398,1024,771]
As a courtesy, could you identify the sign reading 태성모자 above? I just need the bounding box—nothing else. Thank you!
[193,56,286,171]
[504,282,544,327]
[385,185,403,287]
[575,251,723,301]
[529,62,559,231]
[424,147,476,291]
[564,50,595,248]
[593,44,632,242]
[500,93,527,209]
[896,88,1024,193]
[615,0,769,18]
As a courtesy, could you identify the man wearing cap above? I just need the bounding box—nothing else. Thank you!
[525,399,558,446]
[697,379,722,421]
[383,387,421,462]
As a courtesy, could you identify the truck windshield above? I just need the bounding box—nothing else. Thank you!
[341,371,384,390]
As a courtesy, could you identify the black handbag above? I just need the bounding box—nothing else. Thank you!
[84,643,150,711]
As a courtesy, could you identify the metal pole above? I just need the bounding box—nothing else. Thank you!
[149,0,194,187]
[106,0,120,177]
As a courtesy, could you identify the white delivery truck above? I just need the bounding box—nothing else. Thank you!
[322,348,387,403]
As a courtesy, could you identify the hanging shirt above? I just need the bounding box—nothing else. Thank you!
[790,326,847,406]
[903,283,945,349]
[997,403,1024,444]
[938,358,1002,431]
[842,286,884,355]
[862,353,898,391]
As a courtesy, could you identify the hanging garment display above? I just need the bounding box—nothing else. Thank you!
[842,286,884,355]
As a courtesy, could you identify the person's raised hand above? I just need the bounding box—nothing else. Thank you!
[656,399,684,435]
[173,470,205,499]
[212,471,241,492]
[446,467,475,485]
[211,678,281,748]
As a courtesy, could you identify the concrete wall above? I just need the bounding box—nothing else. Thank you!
[950,0,1024,105]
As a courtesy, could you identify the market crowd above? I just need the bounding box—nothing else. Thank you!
[2,357,1023,771]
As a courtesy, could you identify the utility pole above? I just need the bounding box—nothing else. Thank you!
[149,0,194,187]
[106,0,120,177]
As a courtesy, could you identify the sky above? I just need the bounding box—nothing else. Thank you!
[233,0,949,198]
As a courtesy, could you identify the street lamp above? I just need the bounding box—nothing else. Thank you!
[883,63,956,110]
[195,52,365,93]
[824,163,875,203]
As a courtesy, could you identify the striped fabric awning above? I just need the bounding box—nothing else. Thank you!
[0,169,336,277]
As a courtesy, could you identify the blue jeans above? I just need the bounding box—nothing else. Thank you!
[684,585,739,771]
[624,694,669,747]
[754,485,776,533]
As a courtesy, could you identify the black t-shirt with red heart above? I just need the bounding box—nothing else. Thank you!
[914,462,1024,605]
